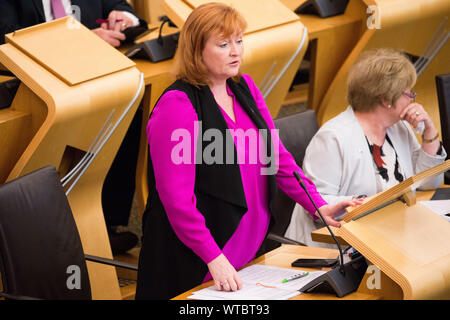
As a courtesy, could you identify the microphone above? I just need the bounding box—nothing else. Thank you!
[125,16,179,63]
[293,171,368,297]
[293,171,345,274]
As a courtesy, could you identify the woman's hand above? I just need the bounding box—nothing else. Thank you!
[315,198,365,227]
[399,102,440,155]
[399,103,437,136]
[207,254,243,292]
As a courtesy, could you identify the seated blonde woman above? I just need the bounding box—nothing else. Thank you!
[285,48,447,247]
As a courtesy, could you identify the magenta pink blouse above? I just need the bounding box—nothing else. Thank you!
[147,74,326,282]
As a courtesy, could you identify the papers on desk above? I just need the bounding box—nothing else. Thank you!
[420,200,450,222]
[188,264,326,300]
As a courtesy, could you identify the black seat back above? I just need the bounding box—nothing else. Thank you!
[436,74,450,184]
[260,110,320,254]
[0,166,91,299]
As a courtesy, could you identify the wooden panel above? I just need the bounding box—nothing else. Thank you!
[343,161,450,222]
[165,0,299,32]
[0,109,31,182]
[312,188,446,246]
[186,0,299,34]
[134,0,166,25]
[239,21,306,118]
[9,84,48,141]
[5,17,135,86]
[280,0,366,110]
[340,201,450,299]
[0,75,14,82]
[310,224,350,246]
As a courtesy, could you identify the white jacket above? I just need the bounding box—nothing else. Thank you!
[285,106,447,246]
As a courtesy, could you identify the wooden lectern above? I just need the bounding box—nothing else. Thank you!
[332,161,450,299]
[0,17,144,299]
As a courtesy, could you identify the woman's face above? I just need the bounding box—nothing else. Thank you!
[202,32,243,84]
[390,88,416,120]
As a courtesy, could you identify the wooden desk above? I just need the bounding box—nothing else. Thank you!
[280,0,365,113]
[311,188,447,245]
[173,244,379,300]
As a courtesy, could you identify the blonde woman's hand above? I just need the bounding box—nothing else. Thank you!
[400,102,436,135]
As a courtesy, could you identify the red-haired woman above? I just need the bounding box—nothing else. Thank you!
[135,2,361,300]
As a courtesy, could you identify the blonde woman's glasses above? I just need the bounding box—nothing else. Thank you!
[403,90,417,101]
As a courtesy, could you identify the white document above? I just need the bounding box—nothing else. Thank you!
[188,264,326,300]
[419,200,450,222]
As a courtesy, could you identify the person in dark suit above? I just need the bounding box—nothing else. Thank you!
[0,0,147,46]
[0,0,147,254]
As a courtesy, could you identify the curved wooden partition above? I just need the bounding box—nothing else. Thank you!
[134,0,166,24]
[0,17,144,299]
[317,0,450,137]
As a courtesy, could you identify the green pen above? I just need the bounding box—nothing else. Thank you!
[282,272,309,283]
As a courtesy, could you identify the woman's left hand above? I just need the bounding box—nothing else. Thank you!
[399,102,436,135]
[316,198,365,227]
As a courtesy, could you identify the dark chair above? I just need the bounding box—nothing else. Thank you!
[0,166,137,300]
[259,109,320,254]
[436,73,450,184]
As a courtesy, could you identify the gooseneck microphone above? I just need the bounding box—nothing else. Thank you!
[293,171,368,297]
[293,171,345,275]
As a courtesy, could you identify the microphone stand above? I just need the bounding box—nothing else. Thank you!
[293,171,368,297]
[293,171,345,275]
[125,16,179,63]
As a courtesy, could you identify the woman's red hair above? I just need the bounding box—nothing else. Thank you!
[174,2,247,87]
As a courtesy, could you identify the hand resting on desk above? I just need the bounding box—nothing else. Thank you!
[207,253,243,292]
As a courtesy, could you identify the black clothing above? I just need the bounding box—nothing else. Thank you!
[135,76,277,300]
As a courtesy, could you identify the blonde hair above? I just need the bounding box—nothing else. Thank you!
[347,48,417,112]
[174,2,247,87]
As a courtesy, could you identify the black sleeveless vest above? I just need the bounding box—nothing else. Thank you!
[136,76,277,300]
